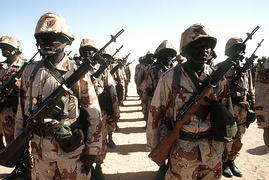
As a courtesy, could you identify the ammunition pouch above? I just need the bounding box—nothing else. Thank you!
[98,89,113,115]
[53,124,82,153]
[208,101,238,142]
[34,122,83,153]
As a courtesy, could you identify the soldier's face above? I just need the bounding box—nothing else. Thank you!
[187,38,212,66]
[37,34,66,56]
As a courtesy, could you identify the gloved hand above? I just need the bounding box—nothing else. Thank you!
[79,154,96,175]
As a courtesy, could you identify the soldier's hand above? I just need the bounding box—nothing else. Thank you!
[79,154,96,175]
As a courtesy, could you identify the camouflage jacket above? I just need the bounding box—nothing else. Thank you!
[255,59,269,127]
[146,64,233,161]
[0,58,24,110]
[91,66,120,122]
[15,54,103,161]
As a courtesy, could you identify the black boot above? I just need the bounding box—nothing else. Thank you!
[93,164,105,180]
[156,164,168,180]
[228,160,243,177]
[263,128,269,148]
[222,161,233,178]
[107,134,116,149]
[3,161,31,180]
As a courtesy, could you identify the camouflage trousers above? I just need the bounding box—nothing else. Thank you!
[165,140,223,180]
[0,107,15,145]
[226,105,247,161]
[95,113,108,164]
[31,154,91,179]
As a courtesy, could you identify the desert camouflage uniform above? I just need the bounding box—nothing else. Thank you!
[225,67,254,160]
[142,40,176,117]
[0,57,24,145]
[147,64,233,180]
[90,66,120,163]
[134,58,143,98]
[111,61,127,105]
[15,54,102,179]
[255,58,269,127]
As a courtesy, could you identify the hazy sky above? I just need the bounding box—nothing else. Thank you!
[0,0,268,64]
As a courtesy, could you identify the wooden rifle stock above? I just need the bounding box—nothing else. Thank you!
[0,29,124,167]
[148,86,212,166]
[148,26,259,166]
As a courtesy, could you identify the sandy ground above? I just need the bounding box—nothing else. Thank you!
[0,66,269,180]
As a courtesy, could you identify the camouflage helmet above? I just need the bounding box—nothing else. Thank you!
[34,12,74,45]
[180,23,217,57]
[79,38,98,55]
[154,40,177,59]
[0,35,22,55]
[225,37,246,56]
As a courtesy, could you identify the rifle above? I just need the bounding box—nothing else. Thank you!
[0,51,39,102]
[112,45,123,57]
[148,26,259,166]
[230,39,264,93]
[91,45,125,82]
[0,29,124,167]
[110,53,131,75]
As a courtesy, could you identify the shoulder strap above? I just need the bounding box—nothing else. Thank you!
[172,64,181,108]
[182,63,201,90]
[44,60,65,84]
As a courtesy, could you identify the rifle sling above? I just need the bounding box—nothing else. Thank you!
[180,63,210,120]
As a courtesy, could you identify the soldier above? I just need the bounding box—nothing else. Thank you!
[255,57,269,147]
[134,56,144,99]
[15,12,102,179]
[143,40,177,179]
[0,35,31,180]
[221,37,255,178]
[138,51,155,124]
[111,56,127,106]
[142,40,177,127]
[146,23,233,179]
[79,39,120,179]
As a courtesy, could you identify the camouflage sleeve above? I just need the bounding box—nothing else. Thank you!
[142,68,154,104]
[76,73,103,155]
[146,72,172,150]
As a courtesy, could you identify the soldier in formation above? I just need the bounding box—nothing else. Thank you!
[221,37,255,178]
[255,57,269,148]
[15,12,103,179]
[0,35,31,179]
[146,23,234,179]
[79,38,120,179]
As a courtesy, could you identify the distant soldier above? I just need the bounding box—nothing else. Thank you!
[79,39,120,179]
[111,56,127,106]
[255,57,269,147]
[138,51,155,123]
[134,56,144,99]
[0,35,30,180]
[222,37,255,178]
[142,40,177,126]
